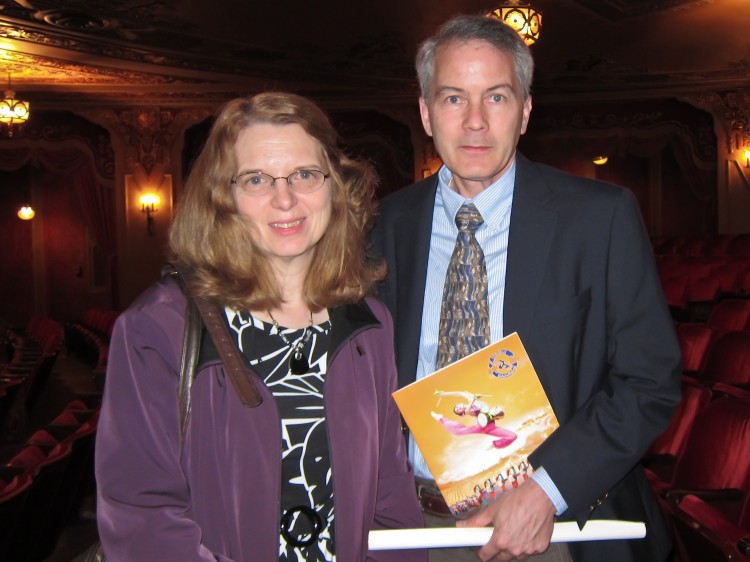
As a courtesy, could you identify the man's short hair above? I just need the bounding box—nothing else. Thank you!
[416,14,534,100]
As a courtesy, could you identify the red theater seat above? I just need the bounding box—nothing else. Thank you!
[686,277,722,322]
[675,323,716,374]
[669,491,750,562]
[645,393,750,512]
[647,377,712,461]
[699,331,750,387]
[707,300,750,335]
[3,441,73,562]
[713,262,746,296]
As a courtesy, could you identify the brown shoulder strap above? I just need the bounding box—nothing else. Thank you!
[163,264,263,454]
[192,296,262,407]
[177,287,202,449]
[164,265,202,451]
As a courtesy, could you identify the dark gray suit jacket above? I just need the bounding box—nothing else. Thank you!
[371,153,682,562]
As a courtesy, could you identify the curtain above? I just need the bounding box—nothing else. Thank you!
[0,143,117,304]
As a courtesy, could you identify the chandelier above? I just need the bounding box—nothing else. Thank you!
[488,0,543,46]
[0,74,30,136]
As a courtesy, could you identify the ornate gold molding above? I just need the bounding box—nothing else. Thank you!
[81,106,210,174]
[684,90,750,155]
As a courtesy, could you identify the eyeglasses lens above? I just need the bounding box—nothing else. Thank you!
[233,170,326,195]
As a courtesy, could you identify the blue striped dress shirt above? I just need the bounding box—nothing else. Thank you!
[409,160,568,516]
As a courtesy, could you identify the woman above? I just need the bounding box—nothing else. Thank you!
[95,92,425,561]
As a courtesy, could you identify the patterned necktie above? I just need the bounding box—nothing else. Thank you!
[436,202,490,370]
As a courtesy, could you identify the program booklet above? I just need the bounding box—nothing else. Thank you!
[393,332,559,518]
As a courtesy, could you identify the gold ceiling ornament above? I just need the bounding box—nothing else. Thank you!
[488,0,543,46]
[0,74,30,136]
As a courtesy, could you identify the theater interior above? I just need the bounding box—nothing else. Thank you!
[1,1,750,561]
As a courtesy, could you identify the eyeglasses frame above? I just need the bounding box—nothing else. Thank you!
[231,169,329,196]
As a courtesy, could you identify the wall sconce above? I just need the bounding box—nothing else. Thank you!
[17,205,35,220]
[592,155,609,166]
[139,192,160,235]
[744,148,750,169]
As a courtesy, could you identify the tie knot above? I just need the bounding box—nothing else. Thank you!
[456,203,483,233]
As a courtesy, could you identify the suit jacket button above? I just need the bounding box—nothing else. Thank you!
[590,492,609,511]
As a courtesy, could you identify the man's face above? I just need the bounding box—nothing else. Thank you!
[419,39,532,198]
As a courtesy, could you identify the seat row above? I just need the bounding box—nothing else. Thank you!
[4,316,65,368]
[0,398,99,562]
[643,381,750,562]
[658,258,750,322]
[64,308,119,386]
[1,316,65,438]
[648,297,750,560]
[653,234,750,260]
[673,301,750,388]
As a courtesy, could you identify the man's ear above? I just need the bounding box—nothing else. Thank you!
[520,96,532,135]
[419,97,433,137]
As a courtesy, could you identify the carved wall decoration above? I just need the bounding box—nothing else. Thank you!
[686,90,750,155]
[82,107,208,175]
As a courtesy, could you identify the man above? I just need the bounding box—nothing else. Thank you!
[371,14,681,562]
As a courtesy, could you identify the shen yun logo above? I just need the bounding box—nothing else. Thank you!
[488,348,518,378]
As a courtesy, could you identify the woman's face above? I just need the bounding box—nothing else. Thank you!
[233,122,332,275]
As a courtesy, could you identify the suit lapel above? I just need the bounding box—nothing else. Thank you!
[504,155,558,338]
[392,176,438,387]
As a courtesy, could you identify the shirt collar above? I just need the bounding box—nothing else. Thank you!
[437,160,516,231]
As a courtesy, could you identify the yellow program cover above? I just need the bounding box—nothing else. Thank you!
[393,332,559,518]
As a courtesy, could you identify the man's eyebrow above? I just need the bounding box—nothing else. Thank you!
[486,83,514,92]
[433,83,515,97]
[433,85,466,96]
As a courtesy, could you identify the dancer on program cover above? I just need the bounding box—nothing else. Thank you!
[431,390,517,448]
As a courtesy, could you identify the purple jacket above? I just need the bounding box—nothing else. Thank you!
[96,277,426,562]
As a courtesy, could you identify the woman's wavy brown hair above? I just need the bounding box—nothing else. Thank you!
[169,92,385,311]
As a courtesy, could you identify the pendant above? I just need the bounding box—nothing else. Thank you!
[289,349,309,375]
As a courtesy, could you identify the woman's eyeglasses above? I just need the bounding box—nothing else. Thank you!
[231,169,328,196]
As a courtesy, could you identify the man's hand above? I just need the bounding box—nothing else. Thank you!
[456,479,556,561]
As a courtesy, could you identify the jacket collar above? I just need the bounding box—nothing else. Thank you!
[198,300,380,370]
[328,299,379,359]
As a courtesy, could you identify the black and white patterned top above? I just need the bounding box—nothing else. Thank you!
[227,309,335,561]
